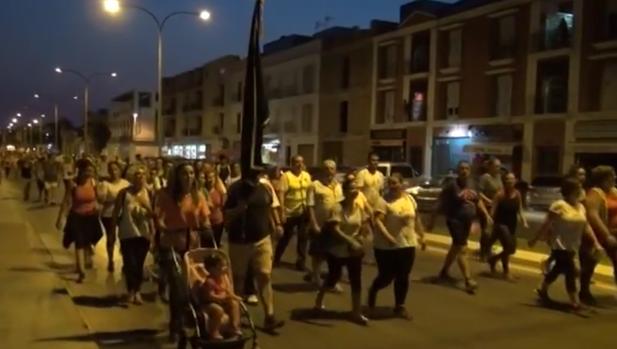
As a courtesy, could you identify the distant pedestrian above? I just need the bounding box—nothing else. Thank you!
[42,154,61,205]
[355,152,384,209]
[478,157,503,261]
[529,177,602,310]
[487,172,528,280]
[98,161,130,272]
[21,157,33,201]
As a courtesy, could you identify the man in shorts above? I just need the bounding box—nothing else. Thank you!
[428,161,491,294]
[224,168,285,333]
[42,154,61,205]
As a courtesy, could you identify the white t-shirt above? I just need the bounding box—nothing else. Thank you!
[328,203,365,258]
[98,179,130,217]
[548,200,587,251]
[307,179,344,228]
[118,188,153,240]
[356,168,384,208]
[374,194,418,250]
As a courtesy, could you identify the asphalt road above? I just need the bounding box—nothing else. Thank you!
[1,179,616,349]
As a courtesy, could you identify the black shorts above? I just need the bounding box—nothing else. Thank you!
[446,218,472,247]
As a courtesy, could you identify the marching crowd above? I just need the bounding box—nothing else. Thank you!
[1,150,616,342]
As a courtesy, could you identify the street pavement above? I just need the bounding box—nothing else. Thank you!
[1,178,617,349]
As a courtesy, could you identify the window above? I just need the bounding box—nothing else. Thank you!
[408,80,428,121]
[540,2,574,50]
[301,104,313,133]
[446,82,460,119]
[536,58,569,114]
[447,29,462,68]
[284,107,298,133]
[378,44,397,79]
[411,31,430,73]
[492,16,516,60]
[495,75,513,117]
[376,90,396,124]
[215,84,225,106]
[302,65,315,94]
[536,146,561,175]
[341,56,351,89]
[339,101,349,133]
[236,113,242,133]
[185,115,202,136]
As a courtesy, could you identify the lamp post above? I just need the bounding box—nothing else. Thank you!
[54,67,117,153]
[103,0,211,148]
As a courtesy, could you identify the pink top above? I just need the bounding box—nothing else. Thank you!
[155,190,210,231]
[71,180,97,215]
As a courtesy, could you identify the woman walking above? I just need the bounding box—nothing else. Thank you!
[368,173,425,319]
[56,159,103,283]
[314,174,369,325]
[487,172,528,280]
[98,161,130,272]
[154,163,211,342]
[111,165,154,304]
[529,177,602,310]
[203,168,226,247]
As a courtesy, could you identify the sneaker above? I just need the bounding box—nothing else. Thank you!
[579,292,597,306]
[465,279,478,294]
[133,292,143,305]
[245,294,259,305]
[536,288,550,303]
[351,313,369,326]
[263,315,285,333]
[393,306,412,321]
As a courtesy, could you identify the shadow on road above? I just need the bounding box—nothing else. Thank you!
[35,328,163,347]
[520,301,594,318]
[290,308,344,327]
[72,294,130,309]
[273,282,318,293]
[417,275,465,293]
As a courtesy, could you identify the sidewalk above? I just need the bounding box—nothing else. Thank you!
[0,182,97,349]
[10,180,170,348]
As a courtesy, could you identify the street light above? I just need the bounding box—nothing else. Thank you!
[103,0,211,147]
[54,67,117,153]
[16,113,21,118]
[40,114,46,119]
[11,118,17,123]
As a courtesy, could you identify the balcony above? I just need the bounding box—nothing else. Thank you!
[212,97,225,107]
[490,44,516,62]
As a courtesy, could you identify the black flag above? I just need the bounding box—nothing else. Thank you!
[241,0,268,176]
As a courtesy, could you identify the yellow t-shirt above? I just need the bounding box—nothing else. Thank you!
[281,170,312,217]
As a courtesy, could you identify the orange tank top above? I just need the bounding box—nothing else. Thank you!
[72,180,97,215]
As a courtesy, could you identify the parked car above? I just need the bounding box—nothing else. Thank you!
[377,162,420,182]
[406,175,455,212]
[527,176,563,210]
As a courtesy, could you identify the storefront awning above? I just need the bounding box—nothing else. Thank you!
[462,143,517,155]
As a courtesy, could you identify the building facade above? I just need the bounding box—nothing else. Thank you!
[107,90,158,159]
[371,0,617,181]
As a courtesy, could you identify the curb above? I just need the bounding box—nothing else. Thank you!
[424,233,616,286]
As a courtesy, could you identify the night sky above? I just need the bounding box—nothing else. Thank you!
[0,0,455,126]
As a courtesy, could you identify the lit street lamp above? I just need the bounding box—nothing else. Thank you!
[103,0,211,147]
[11,118,17,123]
[54,67,117,153]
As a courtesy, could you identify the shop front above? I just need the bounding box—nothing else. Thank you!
[161,143,208,160]
[432,124,523,177]
[370,129,407,162]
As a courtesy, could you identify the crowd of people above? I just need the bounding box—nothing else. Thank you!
[1,149,616,342]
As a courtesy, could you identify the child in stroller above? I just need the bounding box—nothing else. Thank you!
[196,255,242,340]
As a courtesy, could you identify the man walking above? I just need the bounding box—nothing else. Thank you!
[478,157,503,261]
[225,168,285,333]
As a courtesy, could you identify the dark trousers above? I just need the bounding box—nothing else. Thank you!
[324,254,362,293]
[274,214,308,266]
[101,217,116,253]
[159,248,188,334]
[579,246,598,296]
[212,223,224,248]
[120,237,150,292]
[369,247,416,308]
[488,224,517,273]
[544,250,577,293]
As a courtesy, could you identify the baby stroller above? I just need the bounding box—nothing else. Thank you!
[172,247,259,349]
